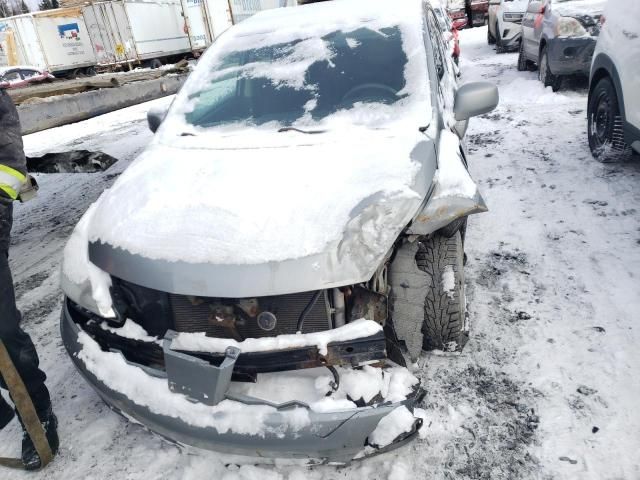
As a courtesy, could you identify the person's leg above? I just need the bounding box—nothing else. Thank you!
[0,392,14,429]
[0,200,57,469]
[0,202,50,413]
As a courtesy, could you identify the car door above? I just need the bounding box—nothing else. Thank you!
[521,0,546,59]
[618,27,640,131]
[427,7,456,115]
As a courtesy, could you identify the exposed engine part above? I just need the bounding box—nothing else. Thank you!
[371,263,389,295]
[348,286,388,325]
[325,366,340,395]
[296,290,324,333]
[332,288,346,328]
[170,290,332,338]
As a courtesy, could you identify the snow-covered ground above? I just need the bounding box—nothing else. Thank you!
[1,26,639,479]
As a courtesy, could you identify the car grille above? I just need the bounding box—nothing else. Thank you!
[503,12,524,23]
[170,291,332,339]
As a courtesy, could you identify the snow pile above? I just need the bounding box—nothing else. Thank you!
[211,36,335,90]
[77,332,311,435]
[172,319,382,356]
[432,130,479,201]
[368,406,416,448]
[61,202,114,317]
[441,265,455,299]
[99,319,159,343]
[228,365,419,412]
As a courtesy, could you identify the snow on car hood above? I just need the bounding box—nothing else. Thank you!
[87,129,431,269]
[553,0,607,17]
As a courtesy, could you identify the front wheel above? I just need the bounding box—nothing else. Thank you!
[587,77,631,162]
[495,24,506,53]
[517,41,529,71]
[539,47,561,92]
[488,25,496,44]
[418,231,468,352]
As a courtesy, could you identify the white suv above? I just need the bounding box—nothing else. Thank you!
[588,0,640,160]
[487,0,529,53]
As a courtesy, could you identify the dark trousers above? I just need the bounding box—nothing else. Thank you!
[0,200,50,413]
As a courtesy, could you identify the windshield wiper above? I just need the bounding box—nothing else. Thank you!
[278,126,326,135]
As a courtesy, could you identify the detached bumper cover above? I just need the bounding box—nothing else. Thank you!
[547,37,596,75]
[61,302,423,463]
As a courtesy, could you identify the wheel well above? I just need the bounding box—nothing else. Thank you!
[589,54,626,122]
[589,68,610,96]
[539,38,547,57]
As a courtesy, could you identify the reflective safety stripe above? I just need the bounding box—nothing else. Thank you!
[0,166,26,200]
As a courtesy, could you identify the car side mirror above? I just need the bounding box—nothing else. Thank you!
[147,106,169,133]
[527,1,544,14]
[453,82,499,121]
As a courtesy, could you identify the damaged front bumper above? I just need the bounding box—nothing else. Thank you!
[61,300,424,463]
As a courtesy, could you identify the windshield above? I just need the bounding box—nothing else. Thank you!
[183,27,408,129]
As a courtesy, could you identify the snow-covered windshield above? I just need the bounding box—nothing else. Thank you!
[161,0,430,137]
[185,27,408,128]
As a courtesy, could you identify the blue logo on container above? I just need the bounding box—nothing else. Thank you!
[58,23,81,41]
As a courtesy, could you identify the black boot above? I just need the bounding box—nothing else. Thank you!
[20,404,59,471]
[0,395,15,430]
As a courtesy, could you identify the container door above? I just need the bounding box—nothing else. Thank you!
[88,1,138,64]
[204,0,233,39]
[181,0,211,50]
[13,17,48,70]
[125,0,191,59]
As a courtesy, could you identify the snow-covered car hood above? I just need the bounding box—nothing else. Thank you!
[553,0,607,17]
[84,129,436,297]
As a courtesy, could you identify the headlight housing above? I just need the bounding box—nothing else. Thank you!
[556,17,588,37]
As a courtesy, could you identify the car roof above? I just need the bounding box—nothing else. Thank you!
[0,66,42,74]
[233,0,425,39]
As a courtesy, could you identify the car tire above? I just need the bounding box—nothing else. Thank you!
[488,25,496,44]
[417,231,468,352]
[587,77,632,162]
[539,46,561,92]
[495,24,505,53]
[517,40,530,71]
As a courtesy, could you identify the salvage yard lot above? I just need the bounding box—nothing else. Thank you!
[1,26,639,480]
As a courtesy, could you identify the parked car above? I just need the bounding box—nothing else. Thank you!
[487,0,528,53]
[60,0,498,463]
[587,0,640,161]
[432,1,462,66]
[0,66,54,89]
[518,0,606,91]
[470,0,490,26]
[447,0,469,29]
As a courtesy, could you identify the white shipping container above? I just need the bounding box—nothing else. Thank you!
[0,9,97,74]
[84,0,192,67]
[180,0,296,53]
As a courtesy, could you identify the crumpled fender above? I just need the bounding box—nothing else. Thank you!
[406,130,487,236]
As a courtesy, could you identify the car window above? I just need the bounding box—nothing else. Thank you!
[185,27,409,128]
[20,69,40,79]
[3,71,20,82]
[426,10,448,81]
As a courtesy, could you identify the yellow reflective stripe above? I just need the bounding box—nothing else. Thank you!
[0,167,26,199]
[0,184,19,200]
[0,164,27,183]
